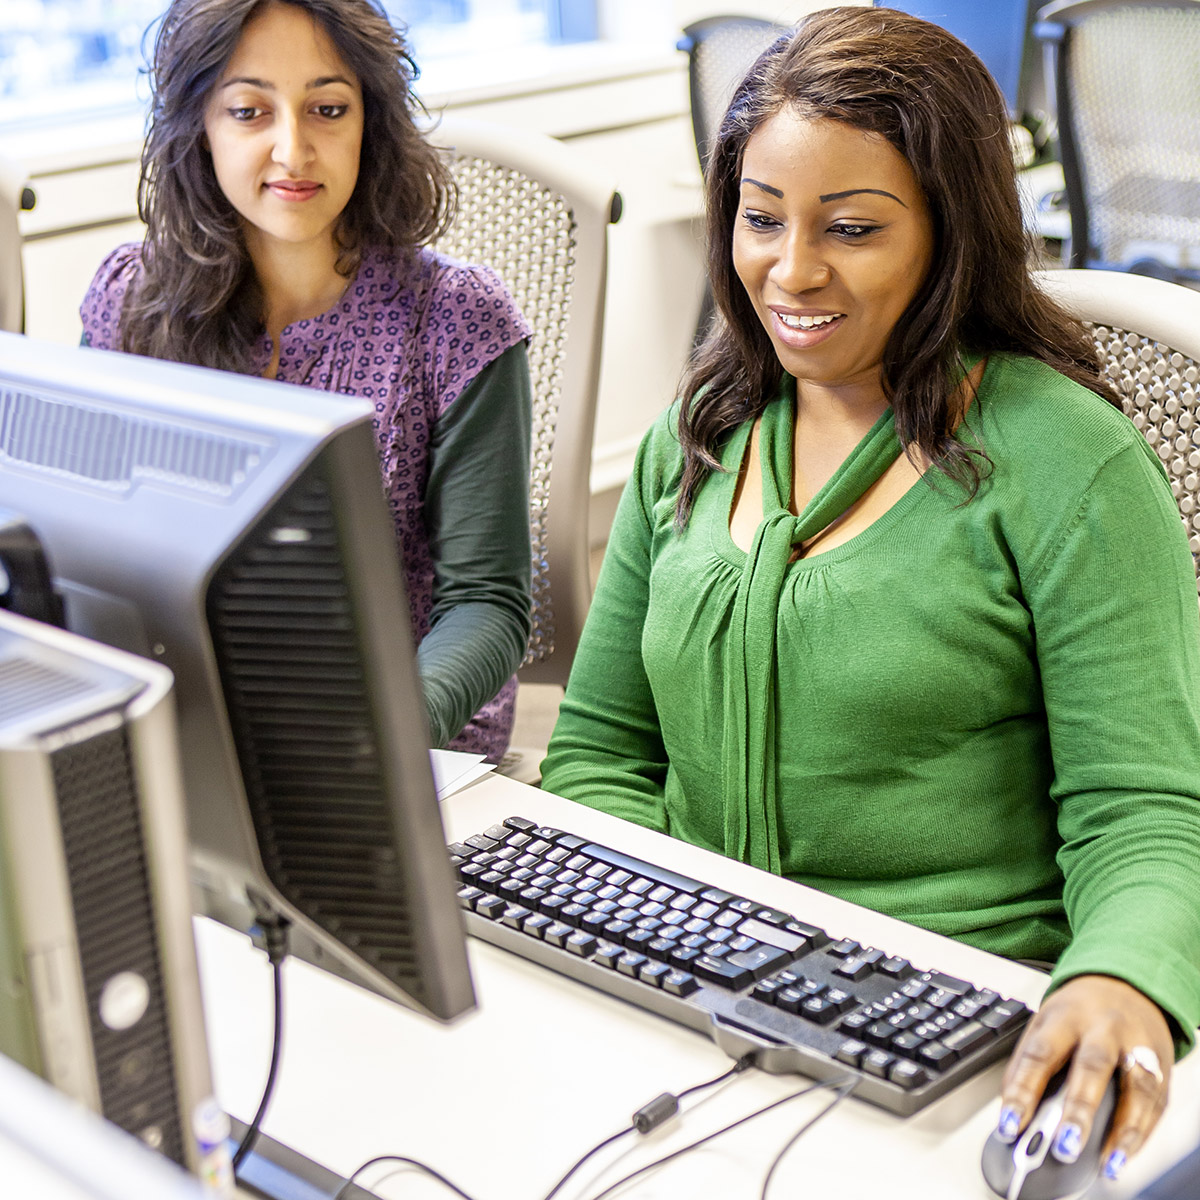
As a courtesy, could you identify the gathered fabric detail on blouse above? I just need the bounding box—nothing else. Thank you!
[723,378,903,873]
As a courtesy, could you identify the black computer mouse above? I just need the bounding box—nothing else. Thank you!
[980,1069,1120,1200]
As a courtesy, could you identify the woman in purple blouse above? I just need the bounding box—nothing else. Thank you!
[80,0,533,762]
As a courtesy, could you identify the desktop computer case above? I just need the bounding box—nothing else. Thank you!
[0,610,222,1182]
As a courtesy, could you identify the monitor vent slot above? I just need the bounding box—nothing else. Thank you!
[0,388,267,496]
[0,655,100,725]
[51,723,185,1165]
[206,467,424,998]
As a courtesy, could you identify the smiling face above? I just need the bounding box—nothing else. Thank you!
[203,1,364,259]
[732,108,935,399]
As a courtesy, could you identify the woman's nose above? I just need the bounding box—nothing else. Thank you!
[770,234,833,293]
[272,111,313,172]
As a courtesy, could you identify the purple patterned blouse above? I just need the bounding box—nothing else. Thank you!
[80,243,533,761]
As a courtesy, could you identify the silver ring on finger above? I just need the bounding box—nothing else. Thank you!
[1121,1045,1164,1087]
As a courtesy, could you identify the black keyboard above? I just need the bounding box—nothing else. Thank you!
[450,816,1032,1117]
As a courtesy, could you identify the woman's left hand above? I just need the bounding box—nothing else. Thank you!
[997,974,1173,1182]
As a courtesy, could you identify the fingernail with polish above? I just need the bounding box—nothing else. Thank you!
[1104,1150,1127,1181]
[997,1107,1021,1142]
[1052,1124,1083,1163]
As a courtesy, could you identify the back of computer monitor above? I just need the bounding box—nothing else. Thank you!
[0,330,474,1024]
[0,608,228,1187]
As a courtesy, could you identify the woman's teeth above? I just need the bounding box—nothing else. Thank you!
[779,313,842,329]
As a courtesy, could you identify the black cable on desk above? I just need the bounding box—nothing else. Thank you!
[759,1078,856,1200]
[538,1056,753,1200]
[232,915,291,1173]
[580,1073,856,1200]
[333,1155,477,1200]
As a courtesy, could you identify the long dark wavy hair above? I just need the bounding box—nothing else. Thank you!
[675,5,1118,525]
[120,0,455,373]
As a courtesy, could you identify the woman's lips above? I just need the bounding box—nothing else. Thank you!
[769,308,846,348]
[265,180,322,202]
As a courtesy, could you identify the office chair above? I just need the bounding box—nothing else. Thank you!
[0,157,27,334]
[1035,268,1200,586]
[678,16,789,174]
[1035,1,1200,281]
[425,117,620,777]
[677,17,788,345]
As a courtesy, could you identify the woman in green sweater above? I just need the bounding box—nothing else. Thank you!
[541,5,1200,1182]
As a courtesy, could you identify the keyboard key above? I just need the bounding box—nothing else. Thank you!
[483,824,510,842]
[727,944,791,980]
[729,898,757,915]
[939,1021,995,1057]
[829,938,860,958]
[645,938,677,963]
[835,1039,868,1067]
[833,957,874,981]
[901,980,931,1000]
[617,952,649,977]
[700,887,734,904]
[456,886,485,908]
[543,922,574,948]
[593,941,623,968]
[800,997,840,1025]
[824,987,856,1012]
[663,970,700,998]
[839,1011,871,1033]
[558,835,587,851]
[864,1020,898,1047]
[863,1050,895,1078]
[888,1060,930,1090]
[891,1031,927,1056]
[670,946,704,970]
[783,920,829,948]
[916,1041,958,1072]
[777,987,807,1014]
[500,904,532,929]
[475,895,507,920]
[560,903,590,927]
[752,979,783,1004]
[714,910,742,929]
[922,971,972,995]
[465,834,499,852]
[502,816,537,833]
[693,955,754,990]
[648,885,675,904]
[980,1000,1030,1034]
[522,913,552,939]
[628,877,653,896]
[638,961,672,987]
[566,932,598,957]
[879,956,913,979]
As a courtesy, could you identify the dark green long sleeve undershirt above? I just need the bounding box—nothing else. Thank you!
[419,342,532,748]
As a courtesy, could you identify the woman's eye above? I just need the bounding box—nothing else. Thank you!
[741,210,780,231]
[228,106,262,121]
[314,104,349,119]
[832,223,879,239]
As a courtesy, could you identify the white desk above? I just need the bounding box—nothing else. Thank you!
[196,775,1200,1200]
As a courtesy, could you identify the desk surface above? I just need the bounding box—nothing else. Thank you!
[196,775,1200,1200]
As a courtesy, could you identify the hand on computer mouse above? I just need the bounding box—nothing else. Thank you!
[982,1066,1118,1199]
[992,975,1172,1183]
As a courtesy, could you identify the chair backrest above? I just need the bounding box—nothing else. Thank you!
[678,16,789,173]
[426,116,620,689]
[1035,268,1200,588]
[1035,0,1200,275]
[0,158,25,334]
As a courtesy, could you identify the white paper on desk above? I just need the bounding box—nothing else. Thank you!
[429,749,494,800]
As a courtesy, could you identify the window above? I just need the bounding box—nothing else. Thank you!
[0,0,599,131]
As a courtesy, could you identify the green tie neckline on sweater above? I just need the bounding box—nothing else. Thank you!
[721,376,903,874]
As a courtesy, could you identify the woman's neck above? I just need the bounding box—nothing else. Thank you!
[247,232,353,340]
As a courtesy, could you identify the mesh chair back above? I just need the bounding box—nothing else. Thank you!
[427,117,619,688]
[1036,268,1200,589]
[679,16,789,172]
[1036,0,1200,272]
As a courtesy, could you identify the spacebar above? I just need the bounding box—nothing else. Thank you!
[582,842,709,896]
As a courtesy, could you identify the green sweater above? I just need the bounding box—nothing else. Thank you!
[542,353,1200,1046]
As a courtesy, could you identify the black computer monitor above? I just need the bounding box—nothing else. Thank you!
[0,330,474,1024]
[880,0,1038,119]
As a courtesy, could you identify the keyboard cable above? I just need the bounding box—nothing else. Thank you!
[331,1056,754,1200]
[579,1072,857,1200]
[758,1077,856,1200]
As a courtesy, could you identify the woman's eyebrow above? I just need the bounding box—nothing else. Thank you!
[218,74,354,90]
[819,187,908,207]
[741,177,784,198]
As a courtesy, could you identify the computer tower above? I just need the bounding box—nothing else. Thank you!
[0,609,229,1189]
